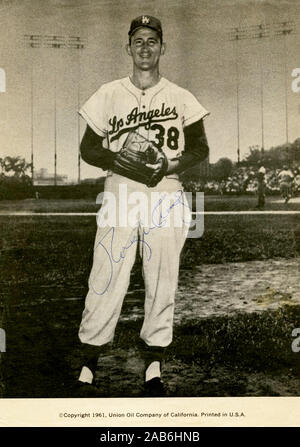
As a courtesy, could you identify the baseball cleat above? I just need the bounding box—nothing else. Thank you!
[72,380,99,398]
[144,377,166,397]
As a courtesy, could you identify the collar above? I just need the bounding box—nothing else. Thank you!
[121,76,167,97]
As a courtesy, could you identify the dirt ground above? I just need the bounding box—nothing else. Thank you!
[1,258,300,398]
[1,198,300,398]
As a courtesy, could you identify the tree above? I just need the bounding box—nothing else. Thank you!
[210,157,233,181]
[0,157,5,176]
[1,156,32,178]
[241,145,263,167]
[0,156,33,200]
[241,139,300,169]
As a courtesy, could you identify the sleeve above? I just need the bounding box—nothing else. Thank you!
[182,89,210,128]
[79,85,108,138]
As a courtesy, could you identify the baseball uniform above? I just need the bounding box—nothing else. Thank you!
[78,76,209,348]
[278,168,294,202]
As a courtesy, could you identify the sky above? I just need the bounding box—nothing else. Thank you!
[0,0,299,181]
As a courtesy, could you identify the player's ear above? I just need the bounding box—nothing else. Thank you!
[126,43,132,56]
[160,42,166,56]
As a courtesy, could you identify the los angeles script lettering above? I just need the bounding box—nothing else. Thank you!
[108,103,178,135]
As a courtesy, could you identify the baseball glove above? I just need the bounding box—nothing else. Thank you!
[112,131,168,187]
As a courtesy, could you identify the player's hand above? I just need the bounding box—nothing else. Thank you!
[112,132,168,187]
[144,142,169,187]
[146,159,169,187]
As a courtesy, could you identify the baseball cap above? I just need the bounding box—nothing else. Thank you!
[128,15,163,40]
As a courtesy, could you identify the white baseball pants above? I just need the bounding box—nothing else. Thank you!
[78,173,191,348]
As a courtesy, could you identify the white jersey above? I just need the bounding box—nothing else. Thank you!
[294,174,300,186]
[78,76,208,348]
[79,76,209,161]
[278,169,293,184]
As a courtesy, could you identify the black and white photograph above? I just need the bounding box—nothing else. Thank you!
[0,0,300,426]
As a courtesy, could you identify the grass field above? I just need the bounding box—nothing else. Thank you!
[0,196,300,397]
[1,194,300,213]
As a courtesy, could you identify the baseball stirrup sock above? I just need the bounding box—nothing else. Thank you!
[145,361,161,382]
[78,366,94,384]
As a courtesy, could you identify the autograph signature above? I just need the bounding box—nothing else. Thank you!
[90,190,190,295]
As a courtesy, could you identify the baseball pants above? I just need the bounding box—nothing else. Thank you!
[78,173,191,348]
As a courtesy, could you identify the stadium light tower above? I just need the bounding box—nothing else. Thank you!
[43,35,66,186]
[24,34,86,185]
[245,24,270,154]
[67,36,85,184]
[228,27,249,164]
[229,23,270,159]
[274,21,295,144]
[24,34,43,181]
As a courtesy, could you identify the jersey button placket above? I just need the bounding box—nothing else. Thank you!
[142,92,151,139]
[141,91,146,109]
[138,91,146,138]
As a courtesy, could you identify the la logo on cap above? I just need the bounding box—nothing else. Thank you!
[142,16,150,24]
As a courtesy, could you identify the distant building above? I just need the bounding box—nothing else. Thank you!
[33,168,68,185]
[80,177,98,184]
[80,177,106,185]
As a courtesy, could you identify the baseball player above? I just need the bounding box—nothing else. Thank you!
[278,165,294,203]
[75,15,210,396]
[256,164,266,208]
[293,168,300,196]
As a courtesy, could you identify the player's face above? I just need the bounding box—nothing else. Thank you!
[126,28,165,71]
